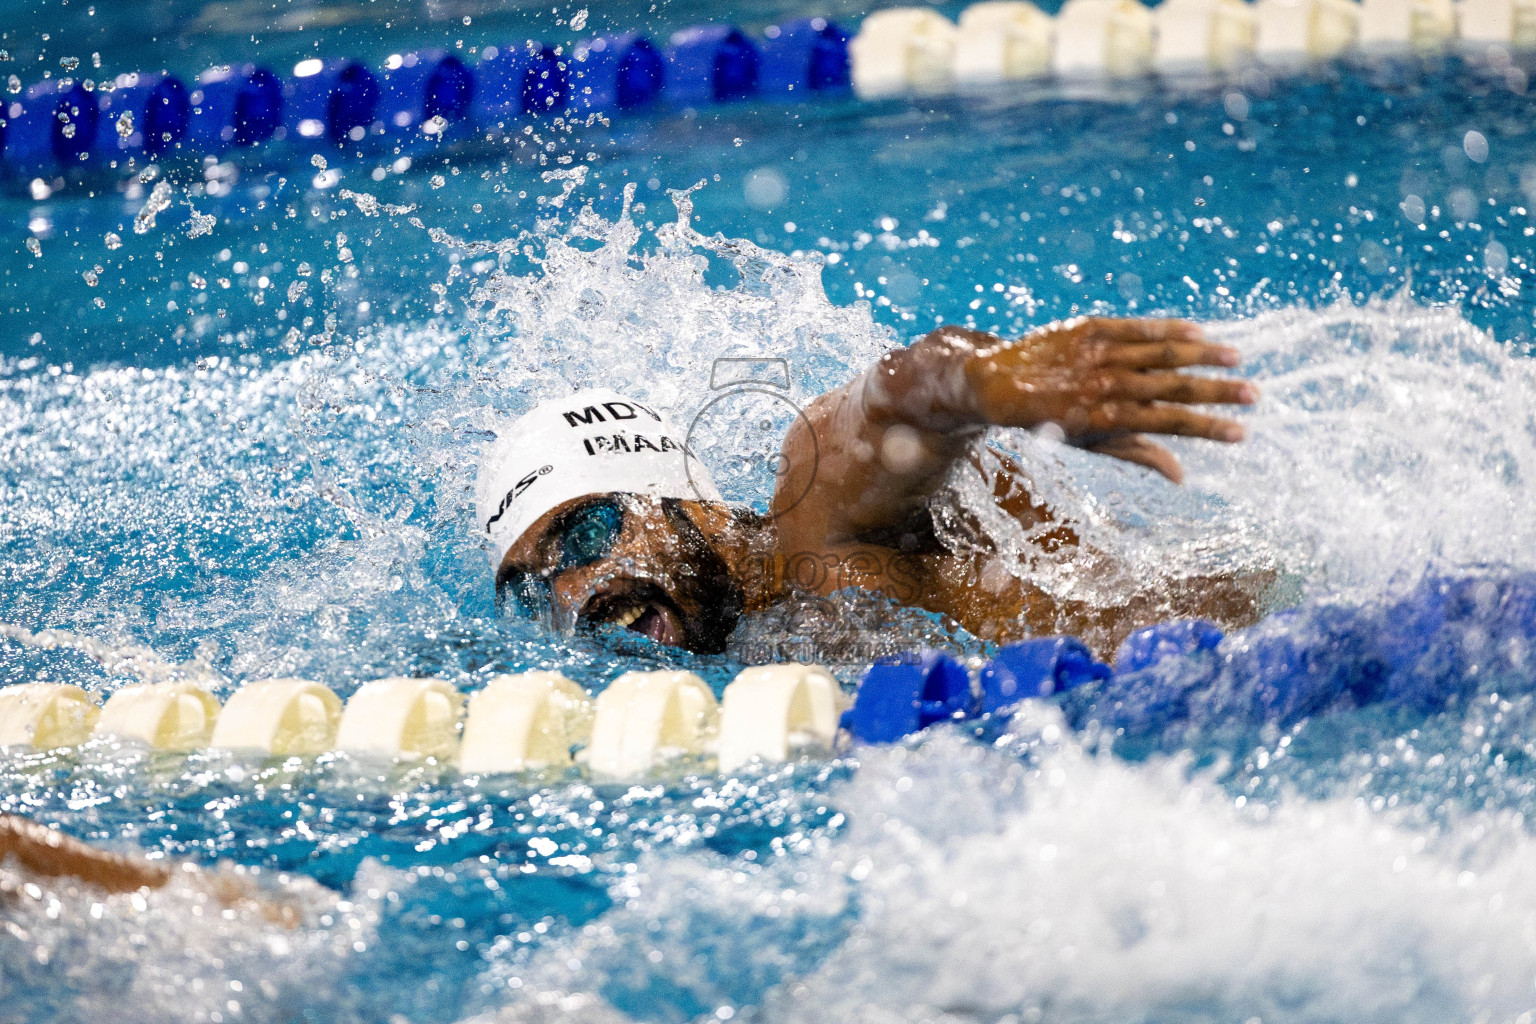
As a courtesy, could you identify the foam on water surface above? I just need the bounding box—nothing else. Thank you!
[478,716,1536,1024]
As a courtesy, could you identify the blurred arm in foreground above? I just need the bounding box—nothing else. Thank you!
[1,812,300,926]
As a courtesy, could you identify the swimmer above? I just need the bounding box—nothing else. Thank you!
[478,317,1269,657]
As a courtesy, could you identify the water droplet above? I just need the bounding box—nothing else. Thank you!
[1464,130,1490,164]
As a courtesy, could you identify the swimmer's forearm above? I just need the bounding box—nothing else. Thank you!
[0,814,171,893]
[859,326,995,435]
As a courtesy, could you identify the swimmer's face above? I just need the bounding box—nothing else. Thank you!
[496,493,745,654]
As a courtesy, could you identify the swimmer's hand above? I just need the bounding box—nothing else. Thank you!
[964,317,1256,483]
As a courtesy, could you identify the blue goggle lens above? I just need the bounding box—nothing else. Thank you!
[557,500,625,572]
[497,499,627,619]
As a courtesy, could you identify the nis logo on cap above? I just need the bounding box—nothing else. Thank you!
[485,464,552,532]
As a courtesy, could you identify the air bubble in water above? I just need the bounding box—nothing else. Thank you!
[116,111,133,139]
[1464,130,1490,163]
[1485,240,1509,273]
[60,56,79,72]
[104,232,122,250]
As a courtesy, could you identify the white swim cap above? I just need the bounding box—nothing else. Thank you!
[475,388,722,571]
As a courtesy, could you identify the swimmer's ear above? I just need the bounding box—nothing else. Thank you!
[1083,435,1184,484]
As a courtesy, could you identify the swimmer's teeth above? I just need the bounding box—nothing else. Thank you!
[612,604,645,628]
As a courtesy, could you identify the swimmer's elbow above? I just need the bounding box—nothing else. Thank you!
[861,326,996,433]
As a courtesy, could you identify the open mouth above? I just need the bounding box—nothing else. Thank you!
[580,582,687,648]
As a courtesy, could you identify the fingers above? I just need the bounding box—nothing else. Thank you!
[1103,371,1258,406]
[1082,316,1205,345]
[1085,435,1183,483]
[1098,339,1242,370]
[1072,401,1246,443]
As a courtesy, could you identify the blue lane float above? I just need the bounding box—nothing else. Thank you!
[838,571,1536,751]
[285,58,380,146]
[380,49,475,138]
[475,42,570,122]
[1061,571,1536,744]
[842,636,1114,744]
[570,33,666,113]
[842,650,973,743]
[980,636,1113,714]
[95,72,190,160]
[759,18,852,96]
[5,80,101,171]
[1113,619,1224,674]
[189,64,282,150]
[665,25,761,106]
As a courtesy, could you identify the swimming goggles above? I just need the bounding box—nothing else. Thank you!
[497,497,626,618]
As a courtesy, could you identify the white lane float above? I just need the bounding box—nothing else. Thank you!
[207,678,342,756]
[459,672,593,773]
[717,664,844,773]
[1457,0,1536,45]
[1053,0,1157,77]
[1359,0,1456,47]
[0,683,100,749]
[585,670,719,778]
[1154,0,1259,70]
[0,664,850,777]
[954,1,1056,82]
[95,681,222,751]
[334,676,463,760]
[1255,0,1362,60]
[849,7,961,97]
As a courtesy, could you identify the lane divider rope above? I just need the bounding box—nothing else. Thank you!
[0,619,1221,777]
[2,0,1519,180]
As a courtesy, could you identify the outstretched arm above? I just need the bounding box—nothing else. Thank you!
[772,318,1255,545]
[1,813,302,925]
[0,813,170,893]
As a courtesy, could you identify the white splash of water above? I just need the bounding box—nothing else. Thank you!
[492,707,1536,1024]
[1192,294,1536,597]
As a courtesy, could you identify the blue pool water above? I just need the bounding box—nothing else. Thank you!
[9,3,1536,1021]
